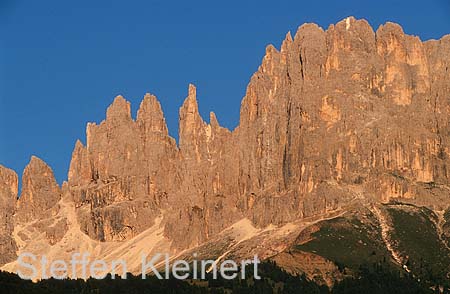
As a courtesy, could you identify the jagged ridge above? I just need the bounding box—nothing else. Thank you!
[1,17,450,280]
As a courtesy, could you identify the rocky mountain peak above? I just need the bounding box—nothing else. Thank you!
[2,18,450,282]
[16,156,61,222]
[137,93,169,135]
[0,165,18,265]
[68,140,91,185]
[209,111,219,129]
[179,83,207,156]
[377,21,406,37]
[106,95,132,123]
[181,84,200,118]
[0,164,18,199]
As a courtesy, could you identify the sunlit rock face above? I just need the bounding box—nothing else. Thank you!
[236,17,450,224]
[68,94,178,242]
[0,165,18,264]
[65,17,450,249]
[3,18,450,273]
[15,156,61,223]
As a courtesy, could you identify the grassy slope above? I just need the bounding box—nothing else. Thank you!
[294,208,396,272]
[386,205,450,286]
[443,207,450,246]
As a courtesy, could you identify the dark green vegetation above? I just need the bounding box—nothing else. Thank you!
[0,261,435,294]
[295,209,396,273]
[292,204,450,292]
[443,207,450,246]
[386,205,450,289]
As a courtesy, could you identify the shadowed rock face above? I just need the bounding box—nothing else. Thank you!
[2,18,450,270]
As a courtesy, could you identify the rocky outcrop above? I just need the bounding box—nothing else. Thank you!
[237,17,450,214]
[67,85,241,248]
[165,85,239,249]
[68,94,177,242]
[0,165,18,264]
[15,156,61,223]
[64,18,450,249]
[3,18,450,277]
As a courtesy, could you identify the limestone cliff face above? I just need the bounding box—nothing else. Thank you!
[0,165,18,264]
[166,85,239,249]
[69,94,177,242]
[16,156,61,223]
[0,157,67,265]
[237,18,450,220]
[64,17,450,249]
[66,84,240,249]
[3,18,450,265]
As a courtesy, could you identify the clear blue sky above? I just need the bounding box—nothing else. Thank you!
[1,0,449,185]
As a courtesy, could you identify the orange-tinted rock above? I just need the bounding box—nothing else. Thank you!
[16,156,61,223]
[5,18,450,267]
[64,18,450,249]
[0,165,18,264]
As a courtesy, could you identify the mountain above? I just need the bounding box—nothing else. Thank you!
[1,17,450,289]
